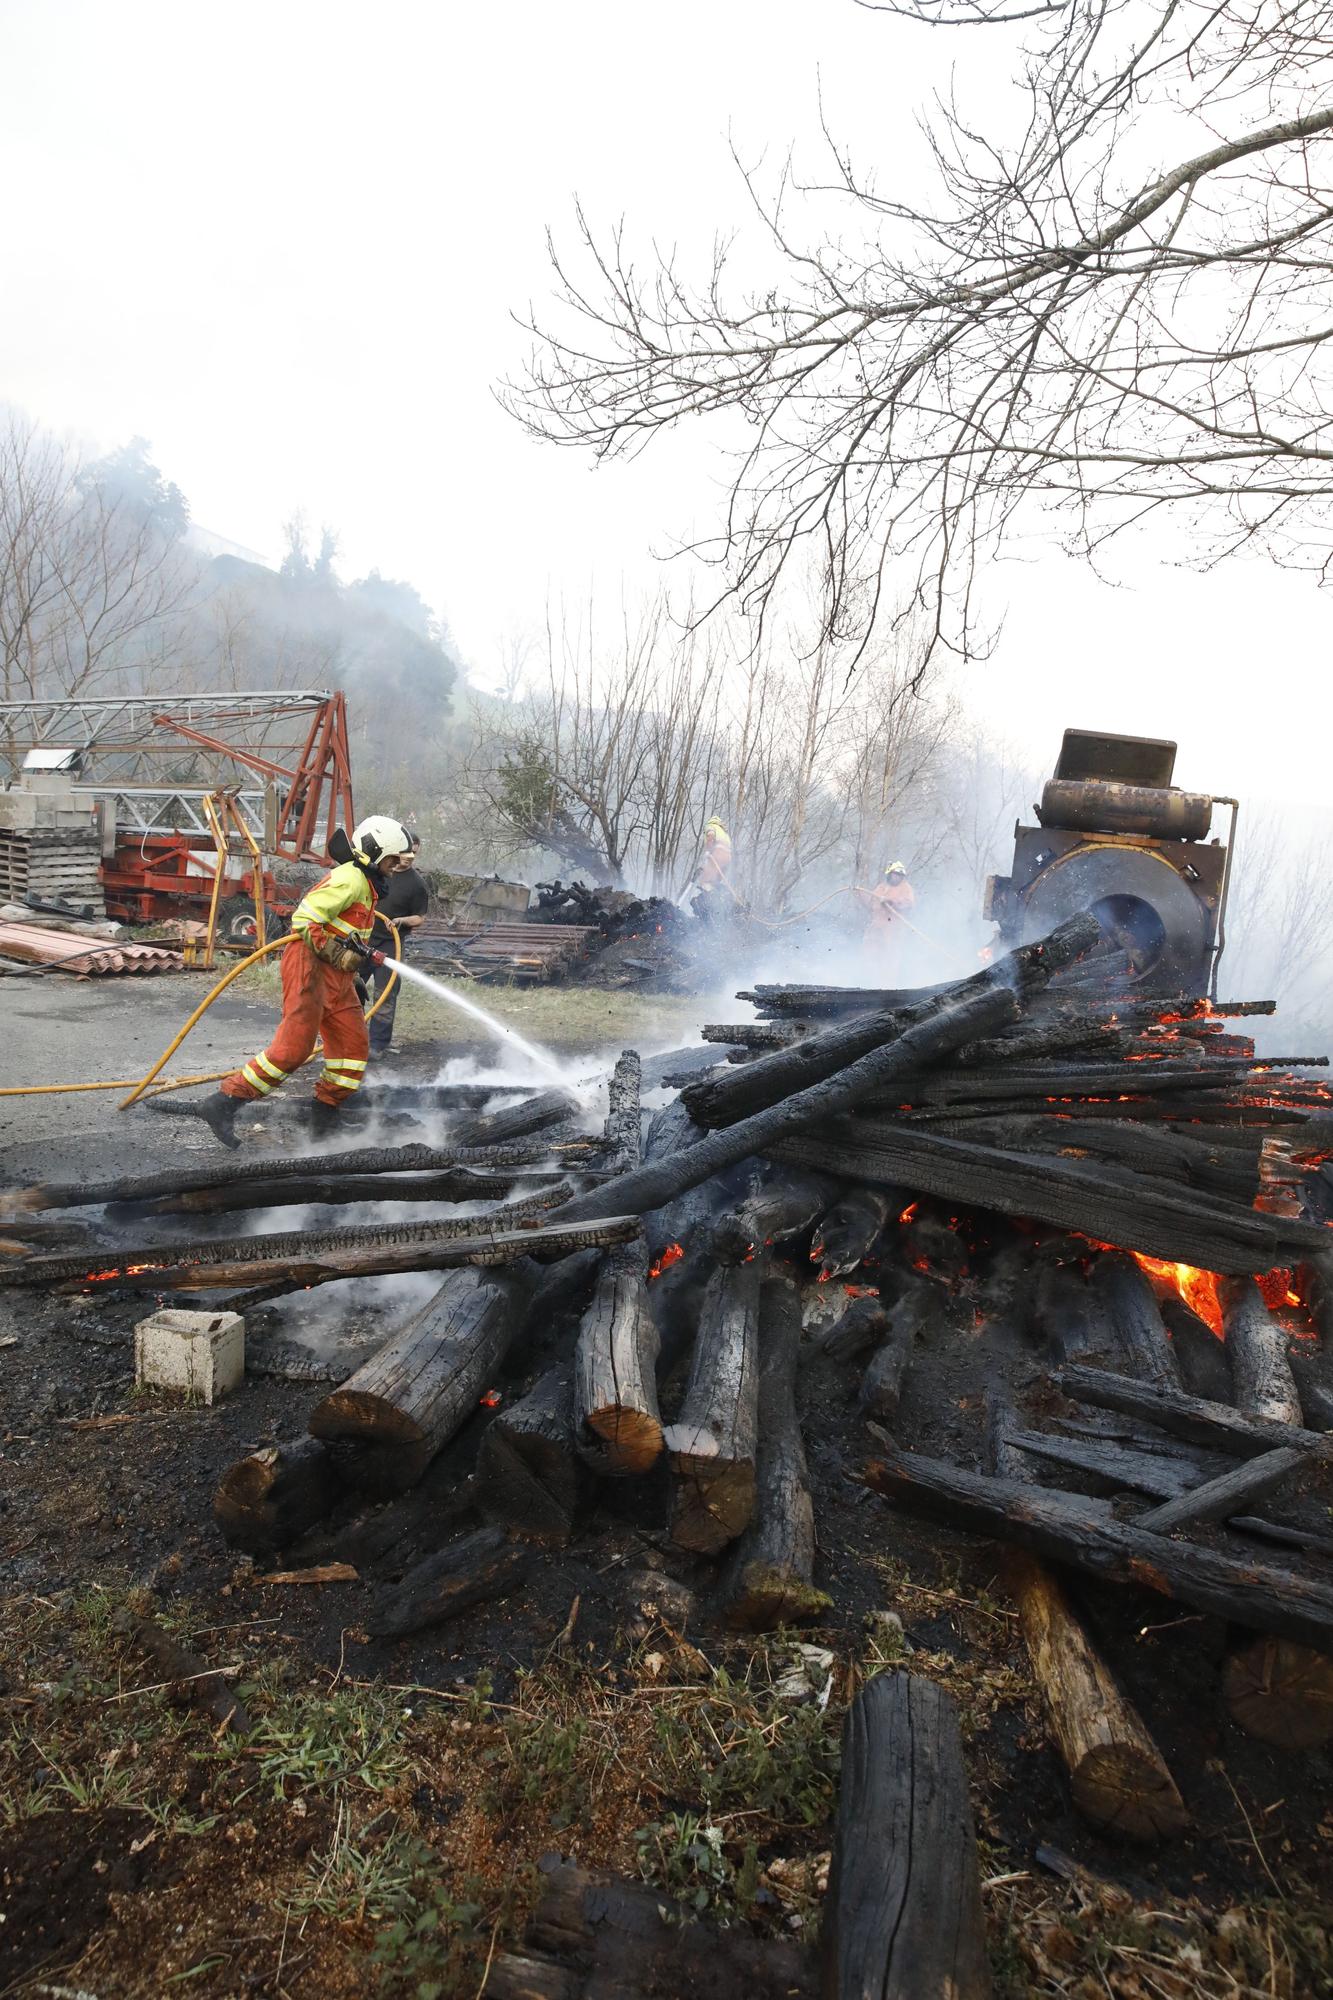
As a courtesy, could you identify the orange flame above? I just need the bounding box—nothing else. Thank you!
[647,1241,684,1281]
[898,1202,919,1225]
[1132,1253,1223,1335]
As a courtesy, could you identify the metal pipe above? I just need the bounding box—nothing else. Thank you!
[1209,797,1240,1001]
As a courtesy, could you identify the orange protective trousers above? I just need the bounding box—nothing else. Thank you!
[220,936,368,1108]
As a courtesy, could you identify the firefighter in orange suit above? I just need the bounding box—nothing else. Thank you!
[691,816,734,921]
[190,816,413,1148]
[856,861,915,977]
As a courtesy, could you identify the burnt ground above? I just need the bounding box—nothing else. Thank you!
[1,984,1332,1996]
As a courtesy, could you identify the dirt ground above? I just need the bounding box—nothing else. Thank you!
[2,977,1332,1996]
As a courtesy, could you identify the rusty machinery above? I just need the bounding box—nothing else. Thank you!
[0,690,355,933]
[985,729,1238,997]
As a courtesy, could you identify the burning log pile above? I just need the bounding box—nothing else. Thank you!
[6,903,1333,1896]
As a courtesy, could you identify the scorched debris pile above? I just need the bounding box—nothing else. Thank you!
[7,904,1333,1973]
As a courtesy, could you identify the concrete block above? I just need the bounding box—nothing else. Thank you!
[135,1307,245,1404]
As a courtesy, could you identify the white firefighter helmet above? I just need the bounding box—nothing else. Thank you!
[351,815,412,866]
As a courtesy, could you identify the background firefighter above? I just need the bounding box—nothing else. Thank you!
[689,815,734,923]
[855,861,915,981]
[189,816,414,1148]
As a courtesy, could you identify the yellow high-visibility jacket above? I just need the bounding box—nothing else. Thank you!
[290,862,377,956]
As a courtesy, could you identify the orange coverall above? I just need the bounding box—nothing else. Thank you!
[861,876,915,976]
[220,860,376,1108]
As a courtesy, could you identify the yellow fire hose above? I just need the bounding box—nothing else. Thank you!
[0,924,400,1106]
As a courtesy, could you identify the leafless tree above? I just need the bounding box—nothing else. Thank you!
[931,722,1042,900]
[1218,811,1333,1035]
[507,1,1333,666]
[0,414,190,715]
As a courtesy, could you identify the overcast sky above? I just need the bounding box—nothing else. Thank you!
[2,0,1327,818]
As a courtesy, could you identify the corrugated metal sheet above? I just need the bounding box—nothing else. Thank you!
[0,921,184,976]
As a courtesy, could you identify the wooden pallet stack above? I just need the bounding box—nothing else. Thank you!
[0,827,105,914]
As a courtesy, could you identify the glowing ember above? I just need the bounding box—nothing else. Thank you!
[647,1241,684,1281]
[842,1283,878,1299]
[1131,1253,1223,1335]
[83,1262,162,1285]
[479,1388,502,1408]
[898,1202,919,1225]
[1256,1267,1297,1312]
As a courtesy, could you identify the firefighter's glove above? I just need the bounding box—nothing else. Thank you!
[354,974,370,1008]
[308,931,366,976]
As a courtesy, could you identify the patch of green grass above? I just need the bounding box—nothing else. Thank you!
[367,1855,534,2000]
[230,960,702,1052]
[635,1812,741,1917]
[650,1660,842,1831]
[246,1683,411,1801]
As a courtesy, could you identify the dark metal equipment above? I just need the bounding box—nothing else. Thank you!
[985,730,1238,997]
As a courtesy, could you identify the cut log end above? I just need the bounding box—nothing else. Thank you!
[669,1459,757,1555]
[726,1561,832,1632]
[1223,1635,1333,1750]
[1071,1743,1190,1843]
[583,1403,664,1474]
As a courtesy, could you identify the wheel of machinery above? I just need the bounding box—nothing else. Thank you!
[1019,843,1210,991]
[216,896,288,946]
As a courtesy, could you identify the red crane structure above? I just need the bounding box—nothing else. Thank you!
[0,689,355,925]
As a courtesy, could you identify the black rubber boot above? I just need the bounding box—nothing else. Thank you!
[197,1090,241,1150]
[308,1100,343,1143]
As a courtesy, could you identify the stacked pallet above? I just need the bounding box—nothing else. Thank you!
[0,829,105,915]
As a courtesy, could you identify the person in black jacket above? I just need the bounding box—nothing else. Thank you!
[366,831,429,1055]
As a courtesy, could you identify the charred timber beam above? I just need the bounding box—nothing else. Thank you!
[551,978,1024,1227]
[213,1437,341,1554]
[665,1262,761,1554]
[685,912,1101,1130]
[448,1087,581,1149]
[812,1186,900,1280]
[508,1860,818,2000]
[1035,1264,1106,1367]
[763,1119,1325,1274]
[725,1274,831,1630]
[8,1139,607,1215]
[1086,1254,1179,1390]
[701,1021,801,1049]
[308,1267,530,1495]
[707,1169,839,1266]
[1135,1448,1310,1535]
[476,1367,581,1545]
[371,1525,529,1638]
[1159,1297,1233,1403]
[1298,1252,1333,1345]
[1,1205,569,1291]
[989,1397,1187,1842]
[1053,1366,1332,1461]
[573,1249,663,1474]
[864,1447,1333,1651]
[1001,1426,1214,1499]
[890,1060,1256,1108]
[1219,1278,1303,1426]
[822,1672,991,2000]
[1001,1543,1188,1841]
[602,1050,642,1168]
[820,1294,890,1363]
[858,1280,941,1425]
[44,1214,637,1300]
[116,1167,540,1220]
